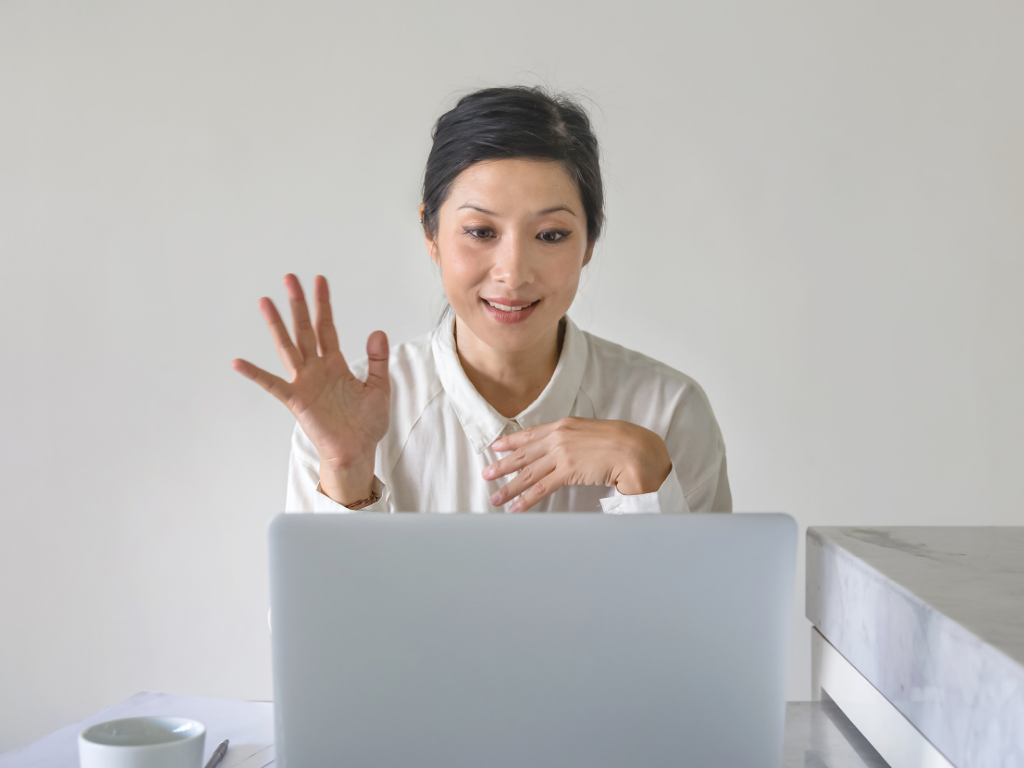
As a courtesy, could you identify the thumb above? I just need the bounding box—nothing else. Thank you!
[365,330,390,393]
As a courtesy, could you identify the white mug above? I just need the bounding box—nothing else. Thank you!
[79,717,206,768]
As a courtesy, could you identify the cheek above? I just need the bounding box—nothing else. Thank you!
[437,237,486,295]
[542,254,584,296]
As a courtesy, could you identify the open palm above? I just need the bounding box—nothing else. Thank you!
[231,274,389,475]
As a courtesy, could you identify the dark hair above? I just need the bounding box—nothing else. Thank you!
[421,86,605,242]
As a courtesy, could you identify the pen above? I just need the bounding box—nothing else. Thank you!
[203,739,230,768]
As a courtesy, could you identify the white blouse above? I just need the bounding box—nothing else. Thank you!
[285,317,731,514]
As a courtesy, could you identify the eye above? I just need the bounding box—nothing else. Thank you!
[538,230,570,244]
[463,226,495,239]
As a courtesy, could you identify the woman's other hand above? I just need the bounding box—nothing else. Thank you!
[231,274,389,505]
[482,418,671,512]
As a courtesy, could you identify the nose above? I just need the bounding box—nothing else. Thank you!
[490,231,535,289]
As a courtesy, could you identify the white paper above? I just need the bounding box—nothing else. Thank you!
[227,744,275,768]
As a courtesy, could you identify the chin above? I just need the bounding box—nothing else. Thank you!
[465,310,559,353]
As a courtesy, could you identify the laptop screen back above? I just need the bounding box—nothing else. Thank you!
[269,513,796,768]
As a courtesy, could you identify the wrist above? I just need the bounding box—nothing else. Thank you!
[614,425,671,496]
[319,460,376,507]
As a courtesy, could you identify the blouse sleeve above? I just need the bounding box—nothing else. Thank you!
[598,375,731,514]
[599,468,690,514]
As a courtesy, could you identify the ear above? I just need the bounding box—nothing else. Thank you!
[420,203,440,266]
[582,238,596,268]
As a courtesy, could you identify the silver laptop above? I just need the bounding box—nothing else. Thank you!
[268,513,796,768]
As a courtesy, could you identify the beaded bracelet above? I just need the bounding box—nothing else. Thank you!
[344,489,381,510]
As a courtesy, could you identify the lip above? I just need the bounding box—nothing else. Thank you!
[480,297,540,324]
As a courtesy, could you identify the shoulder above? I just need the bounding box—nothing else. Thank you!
[349,328,442,422]
[352,329,444,469]
[579,329,727,503]
[580,330,715,416]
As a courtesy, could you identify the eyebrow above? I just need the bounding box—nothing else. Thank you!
[456,204,578,217]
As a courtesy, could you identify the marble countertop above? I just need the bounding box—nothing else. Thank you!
[807,527,1024,768]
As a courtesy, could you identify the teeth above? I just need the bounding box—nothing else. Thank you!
[486,300,533,312]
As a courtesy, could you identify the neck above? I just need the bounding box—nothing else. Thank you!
[454,315,564,419]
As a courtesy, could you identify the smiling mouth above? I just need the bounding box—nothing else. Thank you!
[483,299,539,312]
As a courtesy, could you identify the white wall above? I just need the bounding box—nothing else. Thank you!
[2,0,1022,751]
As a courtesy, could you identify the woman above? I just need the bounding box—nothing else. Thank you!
[232,86,731,514]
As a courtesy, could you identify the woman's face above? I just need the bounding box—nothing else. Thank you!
[424,158,595,355]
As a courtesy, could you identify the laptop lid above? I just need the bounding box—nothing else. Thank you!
[269,513,796,768]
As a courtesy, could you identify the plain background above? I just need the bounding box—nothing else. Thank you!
[1,0,1022,751]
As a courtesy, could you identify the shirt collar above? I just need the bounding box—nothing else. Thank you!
[431,315,590,454]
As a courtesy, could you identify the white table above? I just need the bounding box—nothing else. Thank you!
[1,692,890,768]
[0,693,273,768]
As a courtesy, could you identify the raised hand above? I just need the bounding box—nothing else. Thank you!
[231,274,389,505]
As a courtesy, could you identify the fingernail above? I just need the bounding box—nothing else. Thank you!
[491,439,504,450]
[509,502,521,513]
[482,467,494,480]
[490,492,502,505]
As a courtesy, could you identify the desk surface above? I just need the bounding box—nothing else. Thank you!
[0,693,888,768]
[785,700,889,768]
[2,692,889,768]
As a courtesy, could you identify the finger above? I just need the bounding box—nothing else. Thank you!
[312,275,341,356]
[283,274,319,361]
[490,421,559,453]
[489,455,557,508]
[259,297,303,378]
[509,463,564,513]
[482,438,548,481]
[231,358,294,407]
[365,330,390,394]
